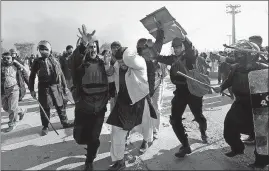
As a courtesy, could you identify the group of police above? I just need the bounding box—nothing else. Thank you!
[1,21,269,170]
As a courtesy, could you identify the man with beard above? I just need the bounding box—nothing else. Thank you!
[59,45,74,105]
[150,33,208,158]
[1,52,28,132]
[214,40,269,168]
[29,40,74,136]
[106,45,157,170]
[72,26,112,171]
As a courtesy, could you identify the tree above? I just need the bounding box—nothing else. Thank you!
[14,42,35,61]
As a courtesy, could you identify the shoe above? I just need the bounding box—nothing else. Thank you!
[248,162,269,169]
[62,121,74,128]
[153,131,158,140]
[84,162,93,171]
[225,150,244,157]
[200,125,208,144]
[41,127,49,136]
[5,125,16,133]
[108,159,126,171]
[18,108,27,121]
[201,134,208,144]
[139,140,149,153]
[242,136,255,145]
[175,146,192,158]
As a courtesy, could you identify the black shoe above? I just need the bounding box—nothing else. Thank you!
[201,135,208,144]
[108,159,126,171]
[225,150,244,157]
[84,162,93,171]
[41,127,49,136]
[175,146,192,158]
[5,125,16,133]
[62,121,74,128]
[242,136,255,145]
[139,140,149,153]
[248,162,269,169]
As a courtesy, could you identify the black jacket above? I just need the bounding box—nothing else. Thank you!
[155,37,197,88]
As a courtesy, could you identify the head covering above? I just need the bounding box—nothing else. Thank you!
[37,40,52,53]
[172,37,183,47]
[9,49,17,54]
[249,35,263,46]
[228,40,260,62]
[111,41,122,48]
[229,40,260,52]
[2,51,12,57]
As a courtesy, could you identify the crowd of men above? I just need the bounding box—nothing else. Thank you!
[1,21,269,171]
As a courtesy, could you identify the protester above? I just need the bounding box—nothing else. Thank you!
[9,49,27,101]
[71,26,112,171]
[28,54,35,70]
[106,44,157,170]
[196,52,211,76]
[1,51,28,132]
[59,45,74,105]
[136,21,168,141]
[29,40,74,136]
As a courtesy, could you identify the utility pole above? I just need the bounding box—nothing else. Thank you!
[226,4,241,44]
[227,34,232,45]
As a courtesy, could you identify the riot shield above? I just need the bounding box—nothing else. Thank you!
[248,69,269,155]
[140,7,187,44]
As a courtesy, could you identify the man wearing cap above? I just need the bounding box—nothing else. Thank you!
[1,51,28,132]
[29,40,74,136]
[136,22,168,144]
[151,34,208,158]
[106,45,157,170]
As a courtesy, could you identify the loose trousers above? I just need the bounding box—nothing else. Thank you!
[110,99,153,161]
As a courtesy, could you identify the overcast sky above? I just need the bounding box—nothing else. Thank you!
[1,1,268,54]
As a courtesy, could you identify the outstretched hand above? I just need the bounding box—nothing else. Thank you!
[77,24,96,46]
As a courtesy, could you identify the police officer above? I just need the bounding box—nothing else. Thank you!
[29,40,74,136]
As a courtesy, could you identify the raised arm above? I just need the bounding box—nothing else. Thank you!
[152,29,165,54]
[154,54,176,65]
[123,48,147,70]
